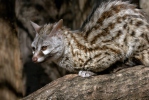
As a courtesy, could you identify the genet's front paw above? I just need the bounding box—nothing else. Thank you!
[78,70,96,77]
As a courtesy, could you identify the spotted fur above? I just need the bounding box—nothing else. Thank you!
[31,0,149,74]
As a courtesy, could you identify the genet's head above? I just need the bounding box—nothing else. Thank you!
[31,19,64,63]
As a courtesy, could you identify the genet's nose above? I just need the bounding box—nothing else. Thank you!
[32,57,38,63]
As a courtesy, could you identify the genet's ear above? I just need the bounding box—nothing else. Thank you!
[30,21,41,33]
[50,19,63,36]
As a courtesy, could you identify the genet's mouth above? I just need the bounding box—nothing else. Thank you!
[32,59,44,63]
[32,56,46,63]
[33,52,58,64]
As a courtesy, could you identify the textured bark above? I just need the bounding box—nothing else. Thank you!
[22,65,149,100]
[0,0,24,100]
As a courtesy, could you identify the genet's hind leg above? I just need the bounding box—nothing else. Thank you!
[134,49,149,67]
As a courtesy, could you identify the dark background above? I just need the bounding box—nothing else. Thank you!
[0,0,144,99]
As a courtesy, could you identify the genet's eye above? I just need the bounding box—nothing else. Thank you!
[32,47,35,51]
[41,46,47,51]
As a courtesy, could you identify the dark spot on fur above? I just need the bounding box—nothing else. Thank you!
[130,20,133,24]
[135,39,139,42]
[105,52,110,55]
[123,24,127,29]
[138,46,141,49]
[117,30,122,36]
[109,23,115,29]
[136,21,143,27]
[122,15,127,20]
[117,17,121,23]
[131,31,135,36]
[97,10,113,25]
[132,46,135,49]
[142,44,145,48]
[127,27,130,32]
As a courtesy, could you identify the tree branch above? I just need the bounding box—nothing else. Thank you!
[22,65,149,100]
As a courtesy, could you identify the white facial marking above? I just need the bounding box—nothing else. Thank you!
[37,57,45,62]
[42,50,50,55]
